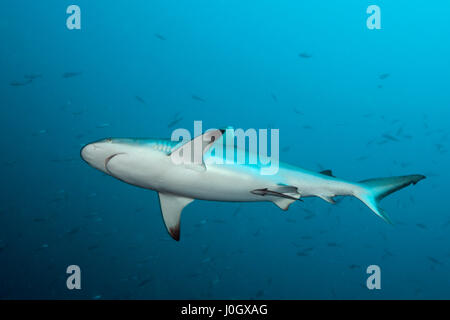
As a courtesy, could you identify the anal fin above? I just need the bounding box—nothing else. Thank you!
[318,194,336,204]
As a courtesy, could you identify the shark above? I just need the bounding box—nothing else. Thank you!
[80,129,425,241]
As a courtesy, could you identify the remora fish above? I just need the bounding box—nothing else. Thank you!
[81,130,425,241]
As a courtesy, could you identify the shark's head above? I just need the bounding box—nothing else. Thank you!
[81,137,175,177]
[80,138,125,174]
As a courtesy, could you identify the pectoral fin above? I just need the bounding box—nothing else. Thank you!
[158,192,194,241]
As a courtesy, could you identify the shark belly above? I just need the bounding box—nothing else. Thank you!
[179,164,277,202]
[105,151,276,202]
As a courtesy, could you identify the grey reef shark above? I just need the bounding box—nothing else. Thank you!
[81,129,425,241]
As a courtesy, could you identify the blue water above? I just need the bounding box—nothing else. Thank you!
[1,1,449,299]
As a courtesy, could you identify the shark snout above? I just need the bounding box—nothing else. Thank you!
[80,143,99,164]
[80,139,117,173]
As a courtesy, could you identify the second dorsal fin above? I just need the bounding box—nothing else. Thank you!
[319,169,335,177]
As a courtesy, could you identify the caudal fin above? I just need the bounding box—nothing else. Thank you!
[354,174,426,223]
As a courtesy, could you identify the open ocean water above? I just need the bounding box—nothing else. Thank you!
[0,1,449,299]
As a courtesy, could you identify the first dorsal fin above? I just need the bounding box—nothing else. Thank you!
[158,192,194,241]
[319,169,335,177]
[169,129,225,169]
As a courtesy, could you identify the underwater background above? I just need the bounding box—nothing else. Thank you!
[0,0,449,299]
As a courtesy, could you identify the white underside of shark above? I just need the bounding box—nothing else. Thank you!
[81,129,425,241]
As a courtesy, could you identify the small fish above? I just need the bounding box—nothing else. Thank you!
[253,228,262,237]
[356,155,368,161]
[293,107,303,115]
[66,226,81,235]
[10,79,32,86]
[330,288,337,298]
[379,73,390,80]
[301,208,314,215]
[168,115,183,128]
[137,279,152,287]
[194,219,207,227]
[304,214,315,220]
[62,72,82,78]
[201,257,212,264]
[327,242,339,247]
[298,52,312,59]
[382,133,399,142]
[271,93,278,102]
[24,73,42,80]
[154,33,166,41]
[233,205,242,216]
[84,213,99,220]
[135,96,146,104]
[296,251,309,257]
[96,123,110,128]
[416,223,427,229]
[33,129,48,136]
[3,160,17,167]
[427,256,443,265]
[191,95,206,102]
[187,272,202,278]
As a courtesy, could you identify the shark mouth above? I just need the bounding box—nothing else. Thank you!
[104,153,126,175]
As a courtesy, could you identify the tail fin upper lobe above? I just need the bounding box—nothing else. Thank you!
[354,174,426,223]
